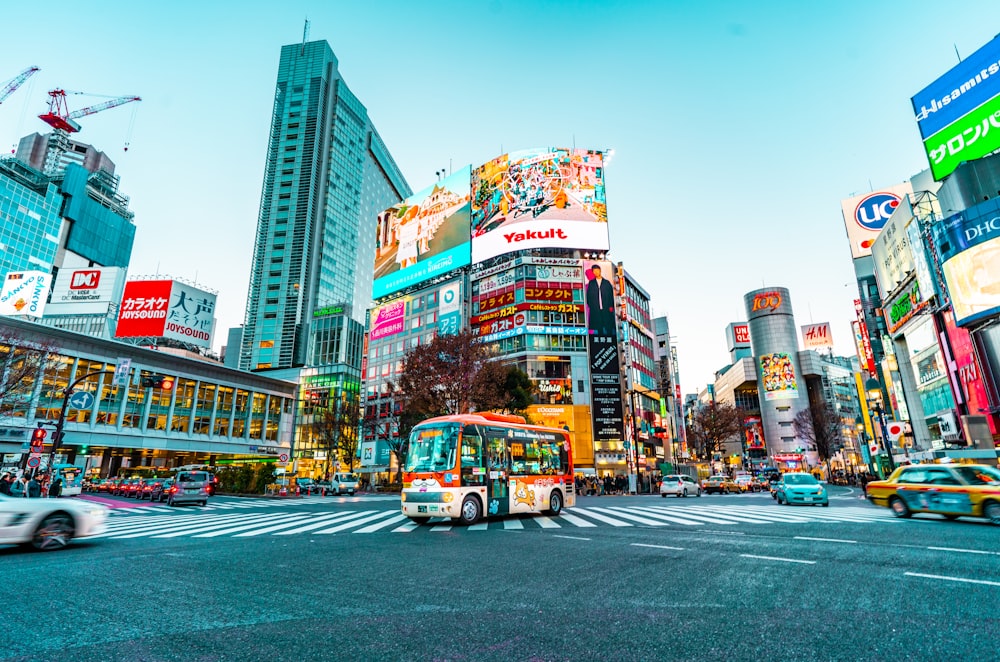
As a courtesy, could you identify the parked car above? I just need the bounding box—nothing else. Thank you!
[296,477,319,495]
[866,463,1000,524]
[660,475,702,498]
[164,471,212,507]
[703,475,739,495]
[773,472,828,506]
[137,477,165,501]
[150,478,173,503]
[733,473,761,493]
[0,493,108,551]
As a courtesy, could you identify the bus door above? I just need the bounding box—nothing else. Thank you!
[459,425,486,488]
[484,427,510,517]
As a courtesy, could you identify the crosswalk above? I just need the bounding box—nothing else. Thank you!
[92,503,899,540]
[104,495,401,515]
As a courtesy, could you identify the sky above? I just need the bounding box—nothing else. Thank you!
[3,0,1000,394]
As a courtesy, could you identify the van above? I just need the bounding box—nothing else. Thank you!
[165,470,212,507]
[330,473,359,496]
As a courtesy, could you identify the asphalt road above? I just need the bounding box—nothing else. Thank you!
[2,486,998,662]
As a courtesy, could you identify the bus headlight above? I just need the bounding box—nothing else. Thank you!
[442,493,454,503]
[400,493,407,502]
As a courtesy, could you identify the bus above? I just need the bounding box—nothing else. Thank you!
[52,463,85,496]
[401,412,576,524]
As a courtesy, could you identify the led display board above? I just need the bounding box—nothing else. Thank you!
[373,166,472,299]
[471,148,607,263]
[582,260,624,441]
[840,182,913,259]
[912,34,1000,180]
[934,201,1000,326]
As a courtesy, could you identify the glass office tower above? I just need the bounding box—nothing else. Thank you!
[240,40,410,373]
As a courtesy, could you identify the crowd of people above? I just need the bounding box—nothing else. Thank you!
[0,471,63,498]
[575,474,658,496]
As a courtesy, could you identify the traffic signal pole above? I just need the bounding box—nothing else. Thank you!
[40,370,115,476]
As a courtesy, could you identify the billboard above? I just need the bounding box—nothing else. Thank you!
[437,280,462,336]
[0,271,51,317]
[471,148,607,263]
[912,34,1000,181]
[759,352,799,401]
[45,266,126,316]
[582,260,624,441]
[373,165,471,299]
[369,300,406,341]
[726,322,751,351]
[116,279,216,347]
[800,322,833,349]
[840,182,913,259]
[934,204,1000,326]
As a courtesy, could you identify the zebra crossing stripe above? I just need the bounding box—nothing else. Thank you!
[312,511,398,534]
[504,518,525,530]
[98,512,261,539]
[353,514,409,533]
[555,511,597,527]
[565,507,632,527]
[272,510,379,536]
[193,513,316,538]
[95,512,246,537]
[647,507,778,525]
[392,521,420,533]
[236,512,355,537]
[467,521,489,531]
[533,516,561,529]
[153,513,289,538]
[584,506,669,526]
[629,506,730,525]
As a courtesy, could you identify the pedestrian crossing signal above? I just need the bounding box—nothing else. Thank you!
[31,426,46,449]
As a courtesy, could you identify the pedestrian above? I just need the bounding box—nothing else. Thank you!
[11,474,27,497]
[27,474,42,498]
[49,478,63,498]
[0,472,11,496]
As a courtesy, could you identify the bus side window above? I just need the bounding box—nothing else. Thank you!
[461,425,483,468]
[486,427,510,471]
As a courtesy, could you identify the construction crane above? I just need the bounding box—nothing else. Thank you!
[0,66,40,105]
[38,89,141,133]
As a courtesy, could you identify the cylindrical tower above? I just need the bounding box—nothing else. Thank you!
[744,287,815,471]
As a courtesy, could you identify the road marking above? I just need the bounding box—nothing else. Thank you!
[193,514,312,538]
[794,536,857,544]
[555,512,597,528]
[154,513,288,538]
[467,521,489,531]
[905,572,1000,587]
[927,547,1000,556]
[631,543,685,551]
[585,506,668,526]
[532,516,561,529]
[352,513,409,533]
[236,512,352,536]
[273,510,378,535]
[552,534,590,541]
[702,530,744,535]
[740,554,816,565]
[312,511,397,534]
[503,518,525,530]
[567,507,633,527]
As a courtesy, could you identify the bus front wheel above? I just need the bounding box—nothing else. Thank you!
[459,495,482,525]
[546,490,563,516]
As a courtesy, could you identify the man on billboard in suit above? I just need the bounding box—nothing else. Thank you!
[586,264,617,338]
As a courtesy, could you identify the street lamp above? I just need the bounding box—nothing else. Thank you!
[864,378,896,475]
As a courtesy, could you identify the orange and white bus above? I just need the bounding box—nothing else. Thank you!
[401,412,576,524]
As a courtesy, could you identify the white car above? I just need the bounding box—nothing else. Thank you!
[660,474,702,498]
[0,494,109,551]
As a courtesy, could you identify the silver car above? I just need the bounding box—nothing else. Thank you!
[165,471,212,507]
[660,474,702,498]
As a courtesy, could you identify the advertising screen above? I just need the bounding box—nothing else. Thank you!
[840,182,913,259]
[471,148,607,263]
[912,34,1000,180]
[759,352,799,401]
[0,271,51,317]
[45,267,126,316]
[935,203,1000,326]
[582,260,624,441]
[373,165,472,299]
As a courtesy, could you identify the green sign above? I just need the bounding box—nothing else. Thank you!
[216,458,278,465]
[923,92,1000,181]
[313,305,344,318]
[886,281,929,334]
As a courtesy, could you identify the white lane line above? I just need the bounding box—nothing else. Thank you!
[632,543,685,551]
[430,524,454,532]
[905,572,1000,587]
[193,514,313,538]
[503,518,524,530]
[353,513,409,533]
[927,547,1000,556]
[740,554,816,565]
[585,506,668,526]
[237,513,352,537]
[552,534,591,541]
[273,510,378,535]
[467,521,489,531]
[313,511,398,534]
[155,513,289,538]
[532,516,561,529]
[794,536,857,544]
[565,507,633,527]
[555,512,597,528]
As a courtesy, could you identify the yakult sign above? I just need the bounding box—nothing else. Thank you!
[0,271,51,317]
[116,279,216,348]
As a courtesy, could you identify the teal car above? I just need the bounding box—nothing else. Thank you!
[773,472,828,506]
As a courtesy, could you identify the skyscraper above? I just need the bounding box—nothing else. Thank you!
[240,40,410,374]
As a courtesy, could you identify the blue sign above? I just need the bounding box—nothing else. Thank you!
[854,193,900,231]
[933,197,1000,326]
[67,391,95,410]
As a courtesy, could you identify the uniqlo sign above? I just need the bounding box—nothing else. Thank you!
[70,270,101,289]
[115,280,173,338]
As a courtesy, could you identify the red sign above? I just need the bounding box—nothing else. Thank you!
[115,280,173,338]
[751,291,783,313]
[734,324,750,344]
[854,299,877,377]
[773,453,803,462]
[70,270,101,289]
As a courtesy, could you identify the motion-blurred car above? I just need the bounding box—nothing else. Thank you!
[773,473,828,506]
[703,475,739,495]
[866,463,1000,525]
[660,475,702,498]
[0,493,108,551]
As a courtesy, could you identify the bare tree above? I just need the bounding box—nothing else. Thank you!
[361,395,422,486]
[0,328,58,418]
[310,392,361,478]
[686,401,745,464]
[794,401,843,478]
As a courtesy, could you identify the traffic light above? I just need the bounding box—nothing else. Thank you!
[30,426,46,450]
[141,375,175,390]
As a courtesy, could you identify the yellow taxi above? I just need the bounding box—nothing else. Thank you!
[865,463,1000,525]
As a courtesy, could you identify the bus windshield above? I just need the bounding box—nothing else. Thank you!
[405,423,461,472]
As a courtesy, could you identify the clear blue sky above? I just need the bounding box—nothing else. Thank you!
[3,1,1000,393]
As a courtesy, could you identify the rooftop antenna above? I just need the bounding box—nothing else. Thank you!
[301,18,310,55]
[954,43,962,63]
